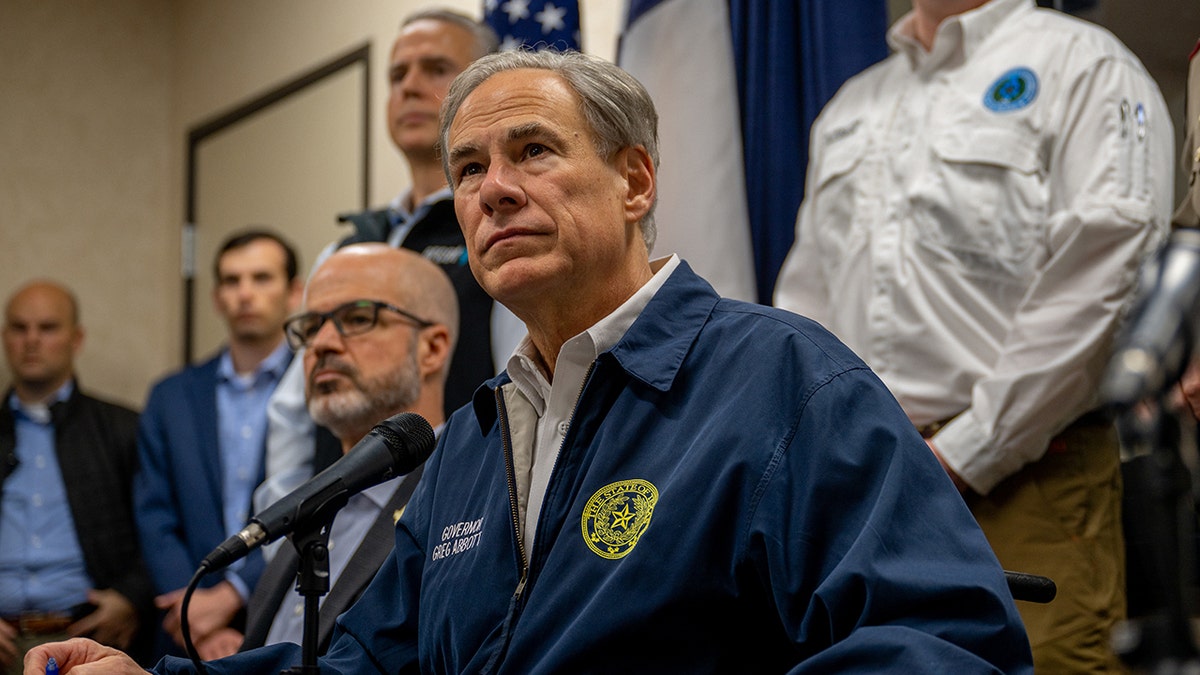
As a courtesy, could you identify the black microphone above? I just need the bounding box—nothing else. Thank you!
[1102,228,1200,410]
[200,411,435,573]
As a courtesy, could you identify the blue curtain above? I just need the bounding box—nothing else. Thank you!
[730,0,887,303]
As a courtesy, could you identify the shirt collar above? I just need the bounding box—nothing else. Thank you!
[216,341,292,384]
[8,379,74,424]
[358,478,400,510]
[889,0,1029,70]
[387,187,453,223]
[506,254,680,415]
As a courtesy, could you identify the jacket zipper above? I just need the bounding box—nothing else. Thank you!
[484,363,595,672]
[496,389,529,598]
[502,361,597,599]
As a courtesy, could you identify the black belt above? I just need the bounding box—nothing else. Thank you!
[1,602,93,636]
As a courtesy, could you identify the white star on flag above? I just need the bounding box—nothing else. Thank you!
[534,3,567,34]
[483,0,580,52]
[502,0,531,23]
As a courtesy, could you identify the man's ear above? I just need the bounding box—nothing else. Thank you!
[619,145,656,225]
[417,324,452,380]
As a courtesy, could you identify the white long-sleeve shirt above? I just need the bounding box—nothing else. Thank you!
[775,0,1173,494]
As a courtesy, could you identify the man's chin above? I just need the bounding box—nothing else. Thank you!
[13,369,56,386]
[309,393,372,431]
[394,129,439,156]
[479,258,557,308]
[230,323,272,342]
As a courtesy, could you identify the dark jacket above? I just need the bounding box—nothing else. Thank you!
[134,352,269,596]
[338,200,497,417]
[0,382,155,661]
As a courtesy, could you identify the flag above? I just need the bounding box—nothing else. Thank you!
[619,0,888,303]
[484,0,581,52]
[620,0,757,301]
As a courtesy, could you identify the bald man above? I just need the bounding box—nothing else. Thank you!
[192,244,457,660]
[0,282,153,673]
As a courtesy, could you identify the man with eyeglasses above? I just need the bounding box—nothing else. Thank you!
[133,230,302,659]
[191,243,455,660]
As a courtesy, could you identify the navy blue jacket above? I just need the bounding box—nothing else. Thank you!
[158,262,1031,673]
[134,353,267,596]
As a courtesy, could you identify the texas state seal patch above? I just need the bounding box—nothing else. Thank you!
[581,478,658,560]
[983,67,1038,112]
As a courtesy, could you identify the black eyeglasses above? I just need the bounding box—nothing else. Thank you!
[284,299,432,350]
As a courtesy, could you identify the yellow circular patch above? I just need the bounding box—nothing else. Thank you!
[580,478,658,560]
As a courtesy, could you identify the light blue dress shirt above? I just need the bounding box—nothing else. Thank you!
[0,382,92,614]
[216,342,291,596]
[262,425,441,645]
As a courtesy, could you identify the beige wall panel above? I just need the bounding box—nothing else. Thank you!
[0,0,173,409]
[191,65,364,358]
[169,0,623,358]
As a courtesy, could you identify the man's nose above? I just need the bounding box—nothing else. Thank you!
[479,163,525,217]
[307,317,345,353]
[400,69,427,97]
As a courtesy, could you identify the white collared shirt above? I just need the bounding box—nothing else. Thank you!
[775,0,1173,493]
[504,255,679,554]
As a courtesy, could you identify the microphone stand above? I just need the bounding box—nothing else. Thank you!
[1113,399,1200,674]
[280,506,340,675]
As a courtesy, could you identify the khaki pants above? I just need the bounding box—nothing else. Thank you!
[967,421,1127,674]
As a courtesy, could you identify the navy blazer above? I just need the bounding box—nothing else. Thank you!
[133,352,269,596]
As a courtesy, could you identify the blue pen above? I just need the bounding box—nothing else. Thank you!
[45,656,59,675]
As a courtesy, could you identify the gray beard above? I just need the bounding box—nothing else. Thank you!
[308,352,420,439]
